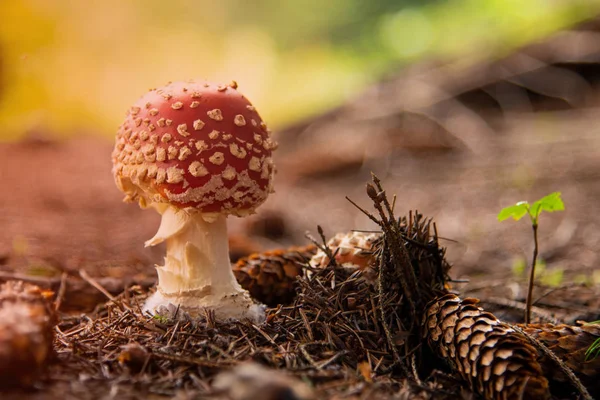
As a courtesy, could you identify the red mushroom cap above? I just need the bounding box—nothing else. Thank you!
[112,80,277,216]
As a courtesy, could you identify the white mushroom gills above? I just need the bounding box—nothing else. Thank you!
[143,206,265,322]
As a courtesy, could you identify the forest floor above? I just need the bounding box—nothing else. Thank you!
[4,20,600,392]
[0,105,599,399]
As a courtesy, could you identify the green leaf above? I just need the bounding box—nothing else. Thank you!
[574,274,591,286]
[539,267,564,287]
[530,192,564,219]
[497,202,529,222]
[511,258,526,278]
[533,259,546,279]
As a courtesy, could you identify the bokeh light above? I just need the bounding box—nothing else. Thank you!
[0,0,598,140]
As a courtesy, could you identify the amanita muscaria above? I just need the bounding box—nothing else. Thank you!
[111,80,277,322]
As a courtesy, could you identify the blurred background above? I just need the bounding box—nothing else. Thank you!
[1,0,600,315]
[1,0,599,139]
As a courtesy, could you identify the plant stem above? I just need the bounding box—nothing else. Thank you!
[525,223,538,324]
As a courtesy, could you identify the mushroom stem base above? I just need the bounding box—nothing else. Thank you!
[143,289,265,322]
[142,206,265,323]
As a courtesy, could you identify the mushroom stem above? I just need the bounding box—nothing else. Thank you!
[142,206,264,322]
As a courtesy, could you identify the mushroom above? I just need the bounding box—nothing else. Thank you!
[111,80,277,322]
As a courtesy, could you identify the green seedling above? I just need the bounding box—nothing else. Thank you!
[498,192,565,324]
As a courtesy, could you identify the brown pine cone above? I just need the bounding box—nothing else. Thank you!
[519,322,600,396]
[310,231,380,279]
[234,232,381,307]
[233,245,317,306]
[0,280,56,387]
[423,293,550,400]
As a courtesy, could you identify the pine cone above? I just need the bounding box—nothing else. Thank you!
[0,280,56,387]
[233,245,316,306]
[310,231,380,279]
[423,293,550,400]
[519,323,600,396]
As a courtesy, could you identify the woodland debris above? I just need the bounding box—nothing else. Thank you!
[359,176,556,400]
[423,294,550,399]
[117,342,150,374]
[212,362,314,400]
[235,217,600,399]
[213,175,600,399]
[0,280,56,387]
[520,323,600,397]
[15,176,596,399]
[310,231,380,281]
[0,271,154,312]
[49,195,457,399]
[233,245,316,306]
